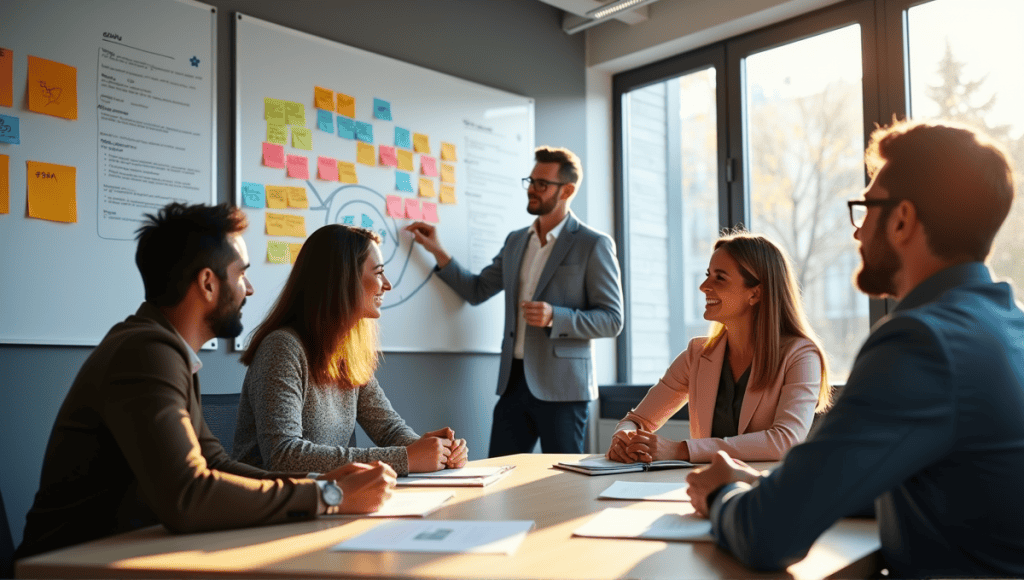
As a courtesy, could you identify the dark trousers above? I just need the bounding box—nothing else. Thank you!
[488,359,589,457]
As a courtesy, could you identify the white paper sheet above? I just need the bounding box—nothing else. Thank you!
[598,480,691,502]
[335,491,453,518]
[573,508,712,542]
[407,466,513,478]
[332,520,535,554]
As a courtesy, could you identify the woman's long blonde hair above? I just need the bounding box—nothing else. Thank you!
[704,230,832,412]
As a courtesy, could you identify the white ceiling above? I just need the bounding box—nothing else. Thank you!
[536,0,661,34]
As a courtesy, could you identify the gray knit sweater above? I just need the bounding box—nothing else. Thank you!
[232,328,419,475]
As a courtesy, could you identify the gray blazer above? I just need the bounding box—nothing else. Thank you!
[436,212,623,402]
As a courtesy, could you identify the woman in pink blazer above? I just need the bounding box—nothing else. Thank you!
[607,231,831,463]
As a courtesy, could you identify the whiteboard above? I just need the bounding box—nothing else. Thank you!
[234,14,535,353]
[0,0,216,346]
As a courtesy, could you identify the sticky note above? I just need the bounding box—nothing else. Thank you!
[440,184,457,204]
[361,214,373,229]
[395,127,412,149]
[418,178,436,198]
[286,154,309,179]
[338,161,358,183]
[318,156,339,181]
[396,149,414,172]
[441,142,457,161]
[284,214,306,237]
[373,98,392,121]
[265,185,288,208]
[317,109,334,132]
[420,155,438,177]
[268,240,290,264]
[341,215,355,225]
[265,212,289,236]
[289,243,303,264]
[404,197,423,220]
[241,182,265,208]
[337,117,356,139]
[0,114,20,145]
[28,55,77,120]
[0,154,8,214]
[379,145,397,167]
[396,172,413,193]
[422,201,439,223]
[314,86,334,110]
[262,142,285,168]
[440,163,456,184]
[386,195,404,218]
[27,160,76,222]
[357,142,375,166]
[266,120,287,145]
[265,98,286,123]
[0,48,12,108]
[284,101,305,126]
[292,127,312,150]
[413,133,430,153]
[337,93,355,117]
[355,121,373,143]
[288,186,309,208]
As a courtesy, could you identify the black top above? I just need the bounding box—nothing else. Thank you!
[710,346,751,438]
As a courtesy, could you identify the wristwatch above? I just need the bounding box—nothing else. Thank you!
[316,480,343,510]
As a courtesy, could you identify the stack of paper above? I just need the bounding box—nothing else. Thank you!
[397,465,515,487]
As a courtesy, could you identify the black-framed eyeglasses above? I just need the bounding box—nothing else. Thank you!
[522,177,568,193]
[847,198,900,228]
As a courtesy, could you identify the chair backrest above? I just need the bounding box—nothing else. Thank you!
[201,393,241,456]
[1,487,15,579]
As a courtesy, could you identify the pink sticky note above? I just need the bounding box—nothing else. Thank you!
[404,197,423,220]
[286,155,309,179]
[379,145,398,167]
[262,142,285,168]
[422,201,438,223]
[386,195,405,218]
[420,155,438,177]
[318,156,339,181]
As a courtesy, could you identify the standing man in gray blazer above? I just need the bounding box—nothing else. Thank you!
[406,146,623,456]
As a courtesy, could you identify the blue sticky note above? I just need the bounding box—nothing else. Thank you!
[361,214,374,229]
[355,121,374,143]
[0,114,21,145]
[373,98,392,121]
[317,109,334,133]
[395,127,412,149]
[241,182,265,208]
[341,215,355,225]
[338,117,356,139]
[396,171,413,192]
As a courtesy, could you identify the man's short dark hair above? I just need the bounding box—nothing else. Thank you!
[535,146,583,190]
[865,119,1014,262]
[135,203,248,307]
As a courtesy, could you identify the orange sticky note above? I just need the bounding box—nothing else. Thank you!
[265,212,289,236]
[289,243,303,264]
[0,48,12,108]
[267,240,290,264]
[413,133,430,154]
[0,154,9,214]
[338,161,358,183]
[318,156,339,181]
[440,163,456,184]
[314,86,334,110]
[441,142,457,161]
[439,184,457,204]
[288,186,309,208]
[396,149,413,172]
[28,55,78,120]
[265,186,288,209]
[283,214,306,237]
[337,93,355,117]
[418,178,436,198]
[27,160,77,222]
[357,142,376,166]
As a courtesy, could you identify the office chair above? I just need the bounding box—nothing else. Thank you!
[201,393,241,456]
[1,487,15,579]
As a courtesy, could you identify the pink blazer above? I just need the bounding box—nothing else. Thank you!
[618,334,822,463]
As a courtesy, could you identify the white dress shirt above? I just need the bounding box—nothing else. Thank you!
[514,214,568,359]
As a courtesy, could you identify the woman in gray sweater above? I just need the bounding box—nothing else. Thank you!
[232,224,468,476]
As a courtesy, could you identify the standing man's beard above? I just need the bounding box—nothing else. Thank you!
[855,225,902,297]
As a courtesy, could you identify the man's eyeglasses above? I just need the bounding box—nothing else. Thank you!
[847,198,900,228]
[522,177,568,193]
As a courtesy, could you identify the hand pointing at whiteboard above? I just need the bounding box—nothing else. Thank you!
[405,222,452,269]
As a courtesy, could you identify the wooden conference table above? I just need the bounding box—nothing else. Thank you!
[16,454,880,579]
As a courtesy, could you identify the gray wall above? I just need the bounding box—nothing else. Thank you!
[0,0,585,547]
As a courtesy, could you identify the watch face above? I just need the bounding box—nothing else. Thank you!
[323,482,342,506]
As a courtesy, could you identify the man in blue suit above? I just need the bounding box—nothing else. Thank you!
[407,146,623,457]
[686,120,1024,577]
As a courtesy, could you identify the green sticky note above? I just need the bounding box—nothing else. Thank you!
[284,101,305,126]
[267,121,287,145]
[264,98,285,123]
[267,240,290,264]
[292,127,312,150]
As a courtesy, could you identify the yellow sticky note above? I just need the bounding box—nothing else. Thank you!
[265,185,288,209]
[283,214,306,237]
[418,178,436,198]
[441,141,457,161]
[265,212,289,236]
[0,154,8,214]
[357,142,376,166]
[288,187,309,208]
[396,149,414,172]
[338,161,358,184]
[27,55,78,120]
[440,163,456,184]
[284,101,305,126]
[413,133,430,154]
[289,243,303,264]
[267,240,290,264]
[27,160,77,222]
[314,86,334,110]
[267,121,287,145]
[439,184,457,204]
[265,98,286,123]
[0,48,12,108]
[292,127,312,150]
[337,93,355,117]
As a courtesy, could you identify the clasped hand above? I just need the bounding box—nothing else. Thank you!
[606,428,685,463]
[407,427,469,472]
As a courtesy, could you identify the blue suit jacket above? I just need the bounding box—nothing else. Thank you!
[708,263,1024,577]
[436,211,623,402]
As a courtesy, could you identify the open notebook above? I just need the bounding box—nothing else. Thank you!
[554,455,693,476]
